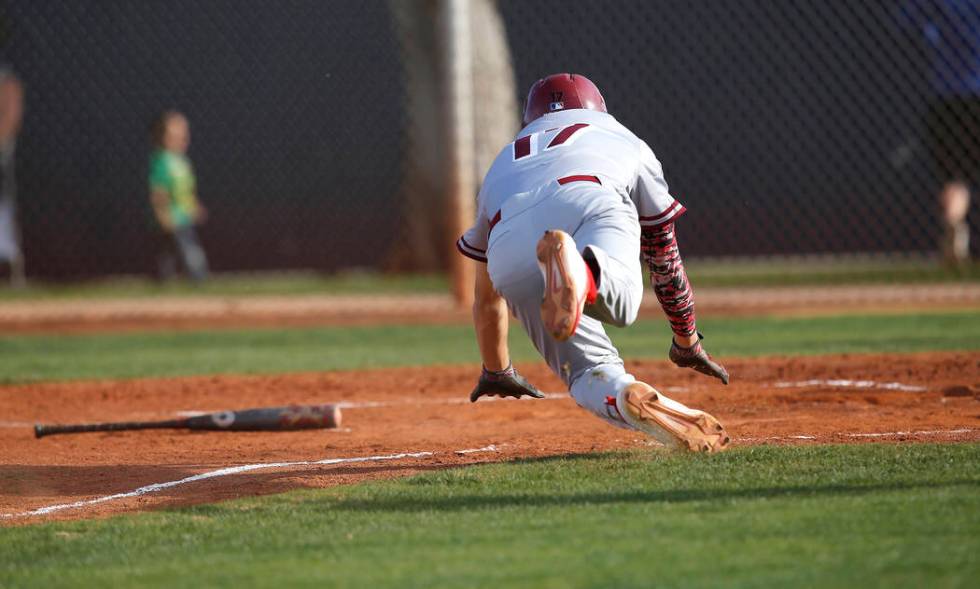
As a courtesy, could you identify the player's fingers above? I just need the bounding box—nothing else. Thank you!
[508,373,545,399]
[472,374,545,402]
[694,360,729,385]
[508,383,543,399]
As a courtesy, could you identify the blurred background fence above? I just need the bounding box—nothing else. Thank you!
[1,0,978,281]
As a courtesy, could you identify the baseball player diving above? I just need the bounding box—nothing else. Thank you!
[457,73,731,453]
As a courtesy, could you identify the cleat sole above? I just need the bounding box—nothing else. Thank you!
[620,382,731,453]
[537,230,586,342]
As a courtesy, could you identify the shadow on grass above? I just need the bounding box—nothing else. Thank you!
[328,479,980,514]
[504,453,616,466]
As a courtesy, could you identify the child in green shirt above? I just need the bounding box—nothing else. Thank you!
[149,111,209,282]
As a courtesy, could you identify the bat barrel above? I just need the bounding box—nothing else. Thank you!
[185,404,342,431]
[33,404,342,438]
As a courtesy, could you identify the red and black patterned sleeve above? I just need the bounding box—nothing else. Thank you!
[639,221,697,337]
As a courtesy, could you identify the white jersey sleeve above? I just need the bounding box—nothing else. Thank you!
[632,141,686,228]
[456,191,492,263]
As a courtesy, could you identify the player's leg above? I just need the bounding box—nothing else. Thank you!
[488,187,729,451]
[487,197,624,386]
[534,187,644,340]
[574,194,644,327]
[156,229,179,281]
[616,380,730,452]
[526,309,730,452]
[929,97,976,268]
[488,196,729,452]
[173,225,210,283]
[0,197,23,286]
[568,362,730,452]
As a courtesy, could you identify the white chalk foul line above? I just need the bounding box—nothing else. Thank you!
[455,444,498,455]
[773,379,926,392]
[4,426,977,519]
[738,428,977,442]
[0,421,33,428]
[0,446,501,520]
[737,435,818,442]
[847,428,974,438]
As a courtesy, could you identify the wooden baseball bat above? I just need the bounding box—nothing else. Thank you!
[34,404,342,438]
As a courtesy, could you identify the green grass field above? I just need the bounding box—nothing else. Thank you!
[1,310,978,383]
[1,259,976,301]
[2,304,978,587]
[2,444,977,588]
[0,272,450,300]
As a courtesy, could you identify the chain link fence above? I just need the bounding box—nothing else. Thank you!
[502,0,980,262]
[1,0,977,281]
[3,1,407,279]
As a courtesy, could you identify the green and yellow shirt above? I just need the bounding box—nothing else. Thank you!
[149,149,198,228]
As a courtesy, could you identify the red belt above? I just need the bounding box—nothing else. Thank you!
[557,174,601,186]
[489,175,601,237]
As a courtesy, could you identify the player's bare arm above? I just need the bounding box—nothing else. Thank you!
[472,261,509,371]
[470,261,544,402]
[640,221,729,384]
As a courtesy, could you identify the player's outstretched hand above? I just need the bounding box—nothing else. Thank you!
[470,364,546,402]
[669,333,730,385]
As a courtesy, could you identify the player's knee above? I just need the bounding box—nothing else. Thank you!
[611,307,639,328]
[603,302,636,328]
[623,304,640,327]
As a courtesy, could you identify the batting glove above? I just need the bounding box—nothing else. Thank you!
[470,364,545,402]
[669,332,730,385]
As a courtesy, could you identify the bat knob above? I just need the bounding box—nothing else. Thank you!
[34,424,44,439]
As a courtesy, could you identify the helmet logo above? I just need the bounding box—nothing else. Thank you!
[549,91,564,112]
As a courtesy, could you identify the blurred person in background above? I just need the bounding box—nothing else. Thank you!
[148,110,209,282]
[0,63,23,286]
[909,0,980,267]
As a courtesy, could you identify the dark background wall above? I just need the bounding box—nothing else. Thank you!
[2,0,975,279]
[500,0,974,258]
[5,0,405,278]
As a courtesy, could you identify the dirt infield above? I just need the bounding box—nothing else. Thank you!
[1,351,977,526]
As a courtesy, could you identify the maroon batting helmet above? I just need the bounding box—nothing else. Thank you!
[522,73,607,127]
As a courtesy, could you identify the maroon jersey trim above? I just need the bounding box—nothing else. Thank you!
[557,174,602,186]
[456,238,488,263]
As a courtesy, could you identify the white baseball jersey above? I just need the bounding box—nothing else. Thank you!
[456,108,684,263]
